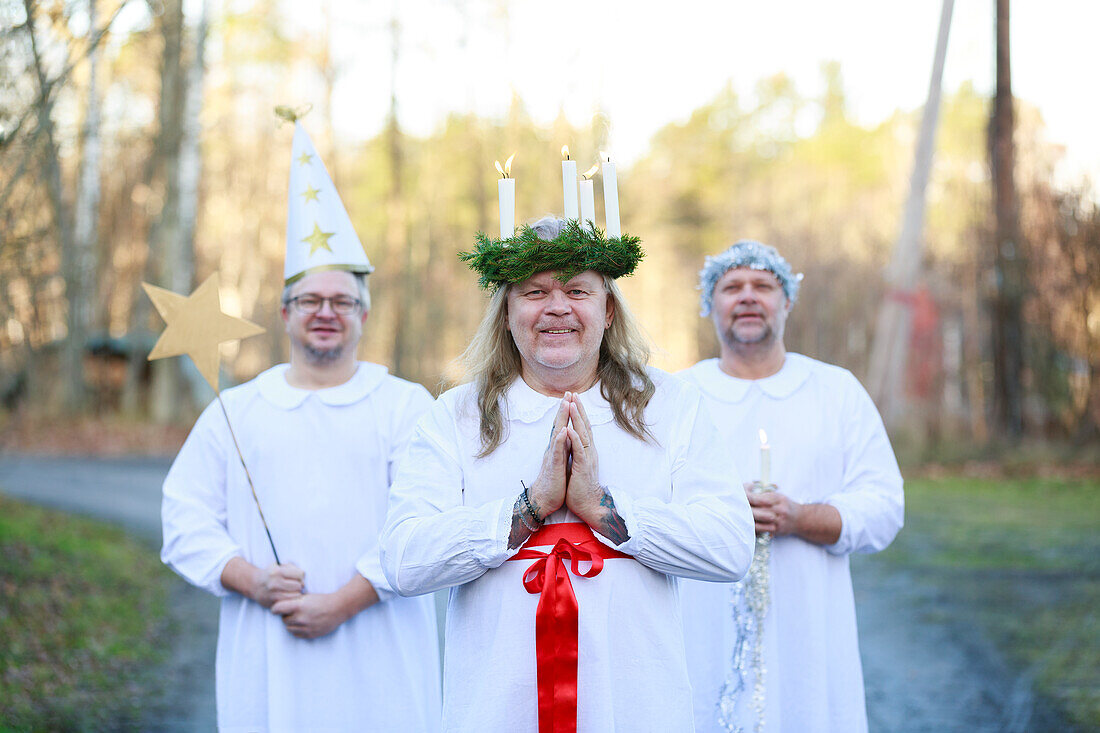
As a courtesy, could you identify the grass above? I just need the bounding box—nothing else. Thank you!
[0,493,173,731]
[879,476,1100,729]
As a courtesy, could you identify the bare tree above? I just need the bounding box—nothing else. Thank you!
[989,0,1027,438]
[386,9,415,379]
[24,0,77,414]
[68,0,103,413]
[122,0,189,420]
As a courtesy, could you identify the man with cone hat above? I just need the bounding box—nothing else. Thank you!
[161,115,441,732]
[678,240,904,733]
[380,206,755,731]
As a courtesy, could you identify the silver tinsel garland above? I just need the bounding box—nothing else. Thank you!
[717,481,774,733]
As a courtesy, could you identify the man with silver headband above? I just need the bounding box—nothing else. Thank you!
[381,216,755,731]
[679,240,904,733]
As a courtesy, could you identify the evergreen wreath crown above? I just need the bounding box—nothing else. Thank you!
[459,220,643,291]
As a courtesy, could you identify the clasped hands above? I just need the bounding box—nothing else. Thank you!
[247,562,349,640]
[524,392,617,536]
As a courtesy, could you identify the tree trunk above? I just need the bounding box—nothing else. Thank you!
[24,0,78,415]
[122,0,187,419]
[68,0,103,414]
[171,0,209,406]
[989,0,1027,439]
[386,13,415,379]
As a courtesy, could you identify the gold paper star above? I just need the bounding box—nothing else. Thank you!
[297,151,313,166]
[302,222,335,255]
[143,273,265,391]
[300,184,321,203]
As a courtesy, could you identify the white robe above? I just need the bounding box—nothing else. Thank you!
[380,369,756,732]
[678,355,904,733]
[161,362,442,733]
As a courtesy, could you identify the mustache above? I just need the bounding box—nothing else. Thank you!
[536,321,581,330]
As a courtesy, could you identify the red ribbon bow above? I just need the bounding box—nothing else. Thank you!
[508,522,632,733]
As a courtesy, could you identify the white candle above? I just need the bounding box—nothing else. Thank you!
[601,151,620,238]
[498,178,515,239]
[495,154,515,239]
[759,428,771,485]
[561,145,578,221]
[578,164,598,227]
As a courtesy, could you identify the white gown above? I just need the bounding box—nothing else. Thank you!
[162,362,442,733]
[381,369,756,732]
[679,355,904,733]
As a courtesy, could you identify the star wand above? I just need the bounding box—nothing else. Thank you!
[143,273,283,564]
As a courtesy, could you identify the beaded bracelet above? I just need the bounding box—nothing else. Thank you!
[519,480,543,531]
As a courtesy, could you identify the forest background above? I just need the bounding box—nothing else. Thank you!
[1,0,1098,457]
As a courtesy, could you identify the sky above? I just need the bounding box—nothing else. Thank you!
[282,0,1097,189]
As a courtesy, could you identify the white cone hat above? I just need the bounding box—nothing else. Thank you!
[284,121,373,284]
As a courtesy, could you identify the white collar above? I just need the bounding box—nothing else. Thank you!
[256,362,389,410]
[690,353,813,403]
[504,376,615,426]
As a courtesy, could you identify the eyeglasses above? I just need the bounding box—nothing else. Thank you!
[284,294,362,315]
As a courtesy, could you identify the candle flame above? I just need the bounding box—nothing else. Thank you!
[759,429,768,446]
[561,145,570,160]
[494,153,516,179]
[600,150,611,162]
[582,164,599,180]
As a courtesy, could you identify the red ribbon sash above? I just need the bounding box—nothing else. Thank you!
[507,522,632,733]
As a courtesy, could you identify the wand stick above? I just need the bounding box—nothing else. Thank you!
[216,392,281,565]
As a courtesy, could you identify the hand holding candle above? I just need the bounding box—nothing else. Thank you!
[579,164,598,227]
[561,145,578,221]
[495,153,515,239]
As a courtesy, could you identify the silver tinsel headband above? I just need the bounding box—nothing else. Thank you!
[698,240,803,316]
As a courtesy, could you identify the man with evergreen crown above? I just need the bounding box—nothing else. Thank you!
[679,240,904,733]
[381,214,755,732]
[160,119,441,731]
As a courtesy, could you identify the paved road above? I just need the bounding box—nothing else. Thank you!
[0,455,218,731]
[0,455,1072,731]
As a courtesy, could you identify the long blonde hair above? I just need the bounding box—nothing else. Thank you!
[458,275,655,457]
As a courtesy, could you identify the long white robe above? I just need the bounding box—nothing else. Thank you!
[380,369,755,732]
[679,354,904,733]
[161,362,442,733]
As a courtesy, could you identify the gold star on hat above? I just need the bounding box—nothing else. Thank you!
[302,222,335,255]
[143,273,265,390]
[301,184,321,203]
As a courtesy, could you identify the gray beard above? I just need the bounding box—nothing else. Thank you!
[723,323,774,348]
[304,342,346,364]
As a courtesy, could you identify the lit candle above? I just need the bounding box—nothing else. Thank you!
[495,153,515,239]
[561,145,578,221]
[578,164,598,227]
[758,429,771,485]
[600,151,620,238]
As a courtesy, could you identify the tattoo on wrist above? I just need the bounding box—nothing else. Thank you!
[508,495,529,549]
[597,486,629,545]
[598,486,614,508]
